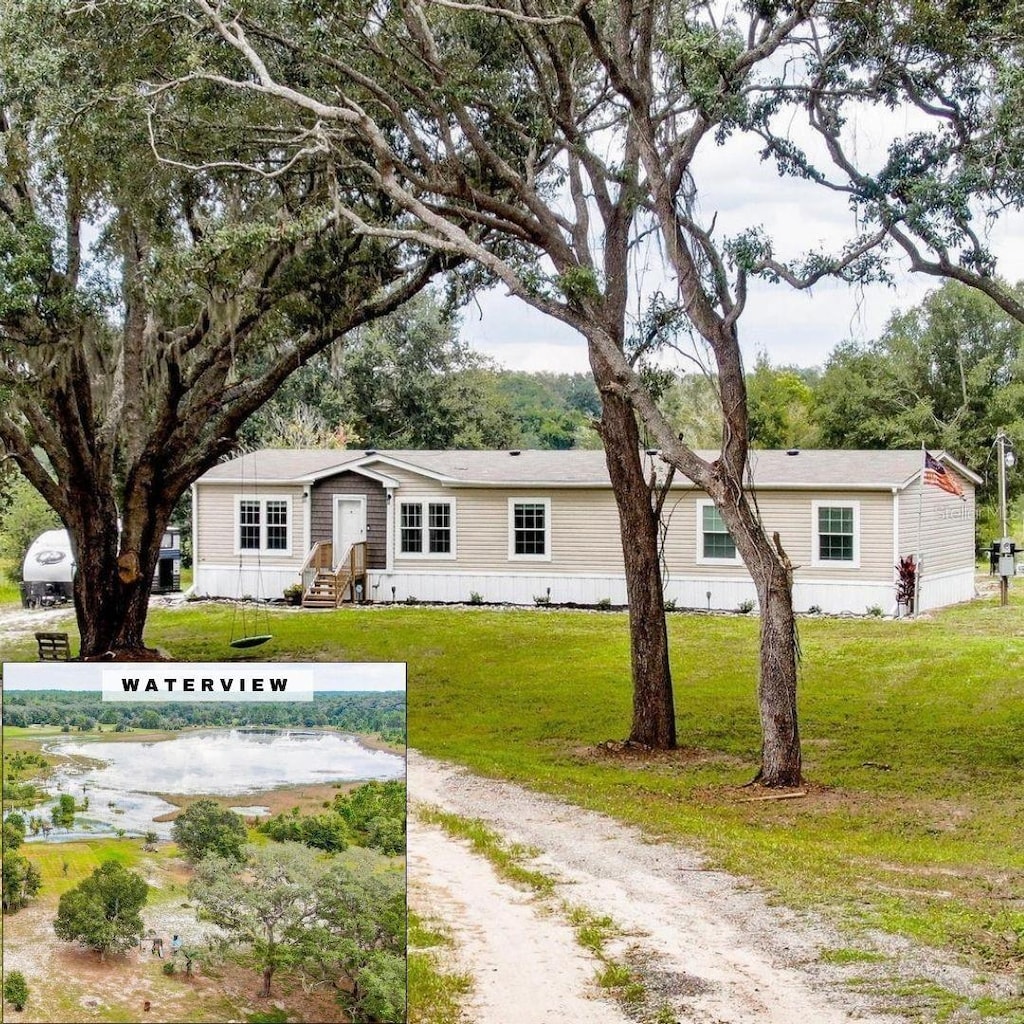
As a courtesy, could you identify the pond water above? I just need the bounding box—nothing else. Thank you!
[23,729,404,842]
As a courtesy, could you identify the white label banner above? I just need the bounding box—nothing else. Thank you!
[101,664,314,701]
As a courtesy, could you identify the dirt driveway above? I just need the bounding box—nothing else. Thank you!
[408,751,1018,1024]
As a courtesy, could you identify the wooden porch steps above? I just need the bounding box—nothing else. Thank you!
[302,571,342,608]
[299,541,366,608]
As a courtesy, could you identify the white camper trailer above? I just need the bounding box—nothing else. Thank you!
[20,526,182,608]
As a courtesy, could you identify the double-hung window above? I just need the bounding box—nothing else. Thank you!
[698,501,739,561]
[508,498,551,560]
[399,501,454,556]
[812,502,859,567]
[236,496,292,555]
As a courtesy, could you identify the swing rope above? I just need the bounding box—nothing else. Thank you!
[229,450,273,650]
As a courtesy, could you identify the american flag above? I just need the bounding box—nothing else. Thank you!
[923,451,965,499]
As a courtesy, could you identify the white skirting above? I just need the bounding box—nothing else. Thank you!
[193,564,976,615]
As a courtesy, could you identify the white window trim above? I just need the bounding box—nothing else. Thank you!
[233,494,293,557]
[695,498,742,565]
[811,499,860,569]
[396,498,457,560]
[508,497,552,562]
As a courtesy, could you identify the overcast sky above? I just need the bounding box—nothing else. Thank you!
[459,124,1024,375]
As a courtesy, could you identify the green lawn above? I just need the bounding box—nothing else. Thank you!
[2,592,1023,977]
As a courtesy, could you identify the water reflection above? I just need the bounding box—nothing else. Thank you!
[25,729,404,841]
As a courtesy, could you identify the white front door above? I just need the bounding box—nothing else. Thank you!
[333,496,367,565]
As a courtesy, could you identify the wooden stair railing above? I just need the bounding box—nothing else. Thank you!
[300,541,368,608]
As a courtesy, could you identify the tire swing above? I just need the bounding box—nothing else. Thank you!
[229,454,274,650]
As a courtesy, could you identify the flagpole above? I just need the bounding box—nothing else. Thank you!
[915,443,925,615]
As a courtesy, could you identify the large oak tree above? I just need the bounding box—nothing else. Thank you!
[0,1,441,656]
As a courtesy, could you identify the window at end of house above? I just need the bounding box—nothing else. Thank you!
[701,504,736,559]
[817,505,854,561]
[239,500,261,550]
[513,502,547,556]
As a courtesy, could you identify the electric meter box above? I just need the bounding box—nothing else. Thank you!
[997,538,1017,577]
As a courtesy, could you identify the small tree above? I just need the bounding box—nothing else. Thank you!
[3,971,28,1012]
[171,800,246,864]
[53,862,148,960]
[50,794,75,831]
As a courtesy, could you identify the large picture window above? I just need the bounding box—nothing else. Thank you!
[812,502,859,567]
[399,501,454,556]
[508,498,551,560]
[235,496,292,555]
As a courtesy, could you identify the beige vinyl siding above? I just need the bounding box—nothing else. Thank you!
[898,471,976,574]
[661,489,895,580]
[196,483,307,567]
[381,463,896,578]
[382,466,623,572]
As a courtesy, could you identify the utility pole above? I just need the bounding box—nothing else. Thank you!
[996,428,1013,607]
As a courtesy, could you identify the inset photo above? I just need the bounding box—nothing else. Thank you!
[1,662,406,1024]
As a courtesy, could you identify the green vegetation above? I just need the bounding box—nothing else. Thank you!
[172,800,247,863]
[1,813,41,912]
[408,910,473,1024]
[53,862,149,957]
[259,779,405,855]
[418,806,555,896]
[3,970,29,1012]
[1,689,405,745]
[59,595,1021,977]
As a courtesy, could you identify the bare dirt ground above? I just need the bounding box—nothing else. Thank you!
[408,751,1019,1024]
[1,853,348,1023]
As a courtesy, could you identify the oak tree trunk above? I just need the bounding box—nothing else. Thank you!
[594,375,676,749]
[62,481,173,659]
[713,488,801,786]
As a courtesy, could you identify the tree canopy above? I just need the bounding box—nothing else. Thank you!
[0,0,442,655]
[171,799,247,863]
[53,862,148,958]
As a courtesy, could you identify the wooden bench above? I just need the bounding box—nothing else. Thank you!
[36,632,71,661]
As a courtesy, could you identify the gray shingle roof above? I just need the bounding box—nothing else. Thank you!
[198,448,978,490]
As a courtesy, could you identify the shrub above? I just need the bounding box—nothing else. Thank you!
[866,604,884,617]
[282,583,303,605]
[664,599,677,611]
[807,604,822,615]
[533,594,550,606]
[737,599,755,614]
[3,971,29,1011]
[596,597,612,610]
[468,591,483,605]
[162,961,175,976]
[404,595,420,605]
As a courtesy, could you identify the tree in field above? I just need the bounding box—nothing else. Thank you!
[182,0,840,780]
[53,862,148,959]
[295,850,406,1024]
[50,793,76,831]
[0,1,442,657]
[750,0,1024,329]
[171,800,246,864]
[190,843,323,999]
[3,971,29,1012]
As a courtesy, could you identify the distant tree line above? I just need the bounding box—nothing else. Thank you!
[0,691,405,745]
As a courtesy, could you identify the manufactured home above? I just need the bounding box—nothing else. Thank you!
[191,448,980,614]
